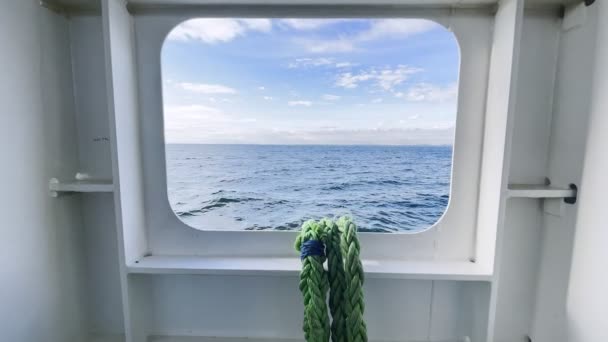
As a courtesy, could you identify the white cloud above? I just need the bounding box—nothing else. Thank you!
[260,127,454,145]
[335,72,373,89]
[167,124,454,145]
[288,100,313,107]
[298,19,440,54]
[279,19,349,30]
[404,83,458,102]
[163,104,455,145]
[376,66,422,91]
[163,105,222,129]
[322,94,341,101]
[335,65,421,91]
[263,96,274,101]
[288,58,356,69]
[167,18,271,44]
[371,98,383,103]
[358,19,439,41]
[178,82,237,95]
[242,19,273,32]
[164,104,260,143]
[301,39,356,54]
[288,57,334,68]
[335,62,356,68]
[258,86,266,90]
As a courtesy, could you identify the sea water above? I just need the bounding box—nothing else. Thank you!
[167,144,452,232]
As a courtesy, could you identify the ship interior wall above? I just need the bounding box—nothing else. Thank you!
[0,1,604,341]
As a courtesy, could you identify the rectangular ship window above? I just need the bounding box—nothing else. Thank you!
[161,18,459,232]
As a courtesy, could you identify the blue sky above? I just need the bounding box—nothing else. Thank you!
[162,18,459,145]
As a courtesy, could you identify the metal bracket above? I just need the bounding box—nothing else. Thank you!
[49,178,68,198]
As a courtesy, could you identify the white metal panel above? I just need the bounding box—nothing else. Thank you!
[71,15,114,180]
[48,0,580,7]
[461,282,491,342]
[0,1,86,342]
[116,274,489,341]
[103,0,148,265]
[474,0,523,273]
[475,0,525,340]
[57,4,589,342]
[69,13,127,337]
[364,278,432,341]
[127,255,491,280]
[491,199,544,341]
[507,12,560,186]
[567,0,608,341]
[546,2,597,190]
[82,194,126,334]
[530,5,598,341]
[49,179,114,194]
[429,281,470,341]
[507,184,575,198]
[102,0,150,341]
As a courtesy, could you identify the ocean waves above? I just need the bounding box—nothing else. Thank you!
[167,144,452,232]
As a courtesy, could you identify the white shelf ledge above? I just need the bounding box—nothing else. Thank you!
[148,337,303,342]
[147,335,434,342]
[127,255,492,281]
[507,184,576,199]
[49,178,114,196]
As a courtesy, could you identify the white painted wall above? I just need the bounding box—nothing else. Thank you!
[0,1,86,341]
[124,7,494,341]
[475,0,523,274]
[566,0,608,341]
[531,4,598,342]
[477,5,600,341]
[140,275,487,342]
[73,7,563,342]
[70,14,126,335]
[102,0,150,340]
[0,2,599,341]
[490,10,560,342]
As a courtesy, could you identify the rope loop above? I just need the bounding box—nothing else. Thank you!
[296,217,367,342]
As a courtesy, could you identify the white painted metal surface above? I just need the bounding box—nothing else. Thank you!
[1,0,605,341]
[529,4,597,341]
[49,178,114,196]
[475,0,523,277]
[128,255,491,281]
[0,1,86,342]
[46,0,582,10]
[102,0,150,341]
[567,0,608,341]
[507,184,575,198]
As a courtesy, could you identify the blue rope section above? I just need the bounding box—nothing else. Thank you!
[300,239,325,260]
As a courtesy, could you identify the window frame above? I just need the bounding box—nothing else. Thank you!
[133,7,493,262]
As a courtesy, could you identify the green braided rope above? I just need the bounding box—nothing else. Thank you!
[323,219,348,342]
[295,220,330,342]
[337,217,367,342]
[296,217,367,342]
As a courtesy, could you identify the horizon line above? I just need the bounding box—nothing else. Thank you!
[165,142,453,147]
